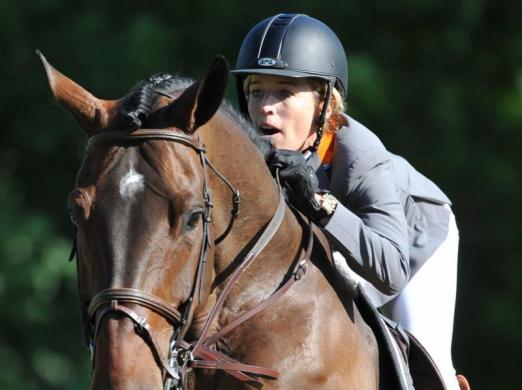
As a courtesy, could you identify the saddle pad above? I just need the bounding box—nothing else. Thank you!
[406,331,446,390]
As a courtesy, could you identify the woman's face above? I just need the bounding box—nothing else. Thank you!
[245,75,319,151]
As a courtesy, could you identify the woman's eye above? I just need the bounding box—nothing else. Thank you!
[278,89,293,99]
[249,89,263,98]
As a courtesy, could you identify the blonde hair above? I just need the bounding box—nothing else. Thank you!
[308,79,346,134]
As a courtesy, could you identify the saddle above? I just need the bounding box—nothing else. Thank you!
[353,284,447,390]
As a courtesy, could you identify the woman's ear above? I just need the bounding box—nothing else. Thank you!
[316,99,333,123]
[325,98,334,120]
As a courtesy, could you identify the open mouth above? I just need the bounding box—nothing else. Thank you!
[260,126,281,136]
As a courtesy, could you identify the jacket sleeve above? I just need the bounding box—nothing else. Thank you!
[323,149,410,295]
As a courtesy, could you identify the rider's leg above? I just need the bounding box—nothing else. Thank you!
[384,208,460,390]
[333,208,461,389]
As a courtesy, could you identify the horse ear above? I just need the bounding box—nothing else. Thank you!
[168,56,229,133]
[37,50,118,136]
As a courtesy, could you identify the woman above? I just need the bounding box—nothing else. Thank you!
[231,13,469,390]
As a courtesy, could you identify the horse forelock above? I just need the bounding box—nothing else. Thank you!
[119,72,274,159]
[120,73,194,131]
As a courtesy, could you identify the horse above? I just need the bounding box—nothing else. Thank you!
[39,51,380,389]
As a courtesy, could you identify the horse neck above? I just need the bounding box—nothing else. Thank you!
[199,111,303,287]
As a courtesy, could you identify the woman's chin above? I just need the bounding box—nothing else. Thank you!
[261,133,284,148]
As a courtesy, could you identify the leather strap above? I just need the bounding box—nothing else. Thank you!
[191,189,287,357]
[189,202,314,385]
[191,346,279,380]
[192,346,267,382]
[93,300,181,381]
[88,288,182,324]
[87,130,206,153]
[203,221,312,346]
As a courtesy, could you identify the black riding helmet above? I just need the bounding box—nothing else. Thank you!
[231,13,348,150]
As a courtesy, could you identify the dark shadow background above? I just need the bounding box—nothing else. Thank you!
[1,1,520,388]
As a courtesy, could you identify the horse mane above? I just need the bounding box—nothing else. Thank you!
[120,73,274,160]
[220,100,274,159]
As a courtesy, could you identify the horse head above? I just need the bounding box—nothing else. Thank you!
[39,51,242,388]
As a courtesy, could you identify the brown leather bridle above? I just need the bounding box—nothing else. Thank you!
[69,129,313,389]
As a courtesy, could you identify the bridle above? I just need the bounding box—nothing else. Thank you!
[70,129,313,389]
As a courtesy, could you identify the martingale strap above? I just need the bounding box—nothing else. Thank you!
[192,346,280,382]
[193,189,286,346]
[188,203,314,384]
[190,189,285,355]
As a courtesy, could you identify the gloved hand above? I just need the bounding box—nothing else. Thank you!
[268,149,322,219]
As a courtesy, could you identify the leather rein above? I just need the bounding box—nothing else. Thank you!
[70,129,313,389]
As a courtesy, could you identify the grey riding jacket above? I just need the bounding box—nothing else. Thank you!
[309,115,451,295]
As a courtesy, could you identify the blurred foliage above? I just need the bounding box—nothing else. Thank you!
[0,0,520,388]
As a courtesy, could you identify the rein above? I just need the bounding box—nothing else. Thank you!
[71,129,313,389]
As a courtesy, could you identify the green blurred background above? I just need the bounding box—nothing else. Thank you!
[1,0,520,388]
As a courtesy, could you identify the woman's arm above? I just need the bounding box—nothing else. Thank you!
[324,151,410,295]
[267,147,410,294]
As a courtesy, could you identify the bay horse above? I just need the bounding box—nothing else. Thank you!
[39,51,380,389]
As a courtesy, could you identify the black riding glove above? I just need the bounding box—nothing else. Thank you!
[268,149,324,221]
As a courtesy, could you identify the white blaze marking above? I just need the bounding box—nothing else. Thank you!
[119,168,145,200]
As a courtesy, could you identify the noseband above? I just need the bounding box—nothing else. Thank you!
[71,129,312,389]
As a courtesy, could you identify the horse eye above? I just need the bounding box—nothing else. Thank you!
[185,209,203,230]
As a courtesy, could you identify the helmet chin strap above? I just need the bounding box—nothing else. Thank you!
[311,80,334,151]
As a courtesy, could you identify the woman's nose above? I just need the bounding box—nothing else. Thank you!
[260,94,277,114]
[261,104,274,115]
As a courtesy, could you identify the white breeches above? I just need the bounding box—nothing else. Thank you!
[334,208,460,389]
